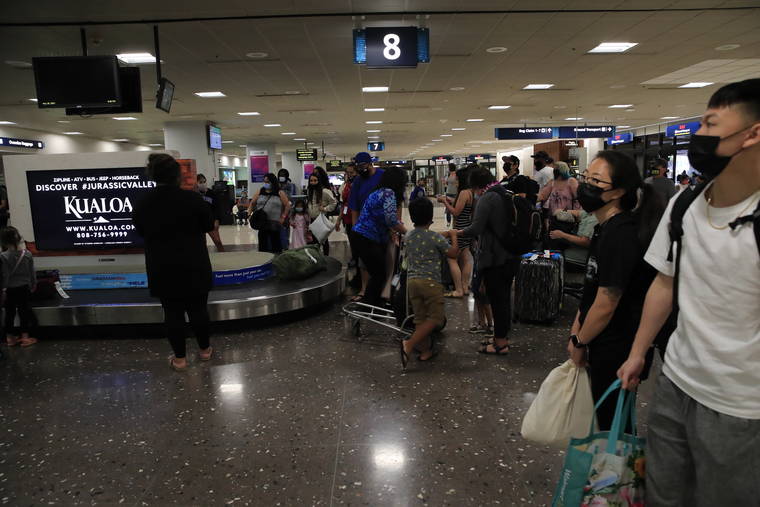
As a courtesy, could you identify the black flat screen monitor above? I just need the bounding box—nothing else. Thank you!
[208,125,222,150]
[297,149,318,161]
[156,77,174,113]
[65,66,142,116]
[33,56,122,109]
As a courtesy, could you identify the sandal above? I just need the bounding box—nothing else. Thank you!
[199,347,213,362]
[478,343,510,355]
[168,356,188,372]
[399,340,409,370]
[444,291,463,298]
[350,294,364,302]
[19,337,37,347]
[468,325,486,334]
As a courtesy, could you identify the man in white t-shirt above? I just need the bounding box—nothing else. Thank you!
[531,150,554,190]
[618,79,760,506]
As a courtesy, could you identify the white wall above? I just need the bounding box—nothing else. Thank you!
[2,150,174,244]
[164,121,217,178]
[0,125,148,156]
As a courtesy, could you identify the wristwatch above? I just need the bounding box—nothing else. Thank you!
[569,334,587,348]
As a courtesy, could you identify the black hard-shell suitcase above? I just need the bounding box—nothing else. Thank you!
[513,252,563,323]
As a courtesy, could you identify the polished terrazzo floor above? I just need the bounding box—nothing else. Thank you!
[1,206,657,506]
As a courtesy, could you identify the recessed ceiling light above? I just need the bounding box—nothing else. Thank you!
[263,124,281,127]
[112,138,130,142]
[237,111,260,116]
[466,118,484,122]
[293,138,306,141]
[678,82,714,88]
[367,129,381,133]
[616,125,631,129]
[365,120,383,124]
[608,104,633,108]
[565,117,584,121]
[28,98,37,102]
[0,121,16,125]
[113,116,137,120]
[440,134,453,137]
[588,42,638,53]
[449,87,466,91]
[5,60,32,69]
[194,91,226,98]
[486,46,508,53]
[364,108,385,112]
[488,105,511,110]
[116,52,156,64]
[246,51,270,59]
[148,143,163,146]
[523,84,554,90]
[63,131,83,135]
[222,140,235,143]
[281,132,296,135]
[451,127,466,131]
[661,116,679,120]
[284,91,301,95]
[715,44,740,51]
[362,86,389,93]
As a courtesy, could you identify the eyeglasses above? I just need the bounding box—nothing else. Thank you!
[579,172,612,186]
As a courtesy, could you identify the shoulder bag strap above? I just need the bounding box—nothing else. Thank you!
[667,182,707,315]
[728,198,760,257]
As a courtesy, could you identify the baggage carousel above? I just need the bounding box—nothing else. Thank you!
[32,252,345,326]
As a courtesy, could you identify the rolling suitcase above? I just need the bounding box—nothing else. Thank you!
[513,251,563,323]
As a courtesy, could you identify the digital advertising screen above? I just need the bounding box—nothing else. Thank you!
[208,125,222,150]
[297,149,318,161]
[26,168,156,250]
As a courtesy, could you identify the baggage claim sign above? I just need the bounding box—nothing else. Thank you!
[26,168,155,250]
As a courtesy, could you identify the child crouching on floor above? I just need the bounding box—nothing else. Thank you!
[1,227,38,347]
[401,198,458,368]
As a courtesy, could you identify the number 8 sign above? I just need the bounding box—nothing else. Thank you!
[366,27,418,68]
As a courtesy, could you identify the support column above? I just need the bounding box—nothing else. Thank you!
[163,121,217,181]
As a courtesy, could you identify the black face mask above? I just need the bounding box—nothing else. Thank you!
[687,127,749,180]
[577,182,609,213]
[534,160,545,170]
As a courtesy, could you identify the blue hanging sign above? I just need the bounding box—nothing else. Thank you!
[665,121,700,137]
[558,126,615,138]
[495,127,553,140]
[607,132,633,145]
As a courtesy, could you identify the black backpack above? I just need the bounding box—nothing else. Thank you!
[668,183,760,315]
[490,186,542,255]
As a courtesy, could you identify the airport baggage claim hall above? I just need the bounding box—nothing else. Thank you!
[1,2,759,506]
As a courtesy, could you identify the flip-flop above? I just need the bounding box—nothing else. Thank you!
[478,343,510,355]
[444,292,463,298]
[350,294,364,302]
[199,347,213,362]
[168,356,188,371]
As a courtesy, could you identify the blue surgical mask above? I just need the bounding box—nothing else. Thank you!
[263,183,271,190]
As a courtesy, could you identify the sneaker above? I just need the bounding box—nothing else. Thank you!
[468,325,486,334]
[484,326,494,336]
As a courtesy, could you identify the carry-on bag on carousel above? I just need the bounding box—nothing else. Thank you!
[513,251,563,323]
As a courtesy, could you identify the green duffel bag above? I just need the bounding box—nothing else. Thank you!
[272,245,327,280]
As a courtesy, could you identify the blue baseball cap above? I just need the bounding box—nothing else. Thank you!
[354,152,372,164]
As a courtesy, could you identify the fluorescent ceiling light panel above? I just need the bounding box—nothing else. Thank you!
[194,91,226,98]
[608,104,633,108]
[0,121,16,125]
[588,42,638,53]
[488,105,511,110]
[451,128,466,131]
[263,124,281,127]
[237,111,260,116]
[293,138,306,141]
[28,98,37,102]
[466,118,484,122]
[222,140,234,143]
[367,136,381,139]
[432,139,443,142]
[116,52,156,64]
[281,132,296,135]
[616,125,631,129]
[678,82,714,88]
[364,108,385,112]
[63,131,83,135]
[523,83,554,90]
[113,116,137,120]
[440,134,452,137]
[367,129,381,133]
[565,117,584,120]
[362,86,389,93]
[112,138,129,142]
[365,120,383,124]
[148,143,163,146]
[661,116,679,119]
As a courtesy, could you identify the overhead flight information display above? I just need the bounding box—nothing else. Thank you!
[26,167,155,250]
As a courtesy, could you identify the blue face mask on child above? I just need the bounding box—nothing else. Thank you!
[295,207,304,213]
[263,183,271,190]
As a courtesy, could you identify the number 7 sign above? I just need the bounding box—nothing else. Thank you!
[367,142,385,152]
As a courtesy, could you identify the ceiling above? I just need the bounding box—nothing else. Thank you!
[0,1,758,160]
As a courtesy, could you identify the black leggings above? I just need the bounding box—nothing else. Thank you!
[160,293,211,359]
[351,231,387,306]
[258,227,283,253]
[4,286,35,335]
[588,343,632,431]
[481,261,519,339]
